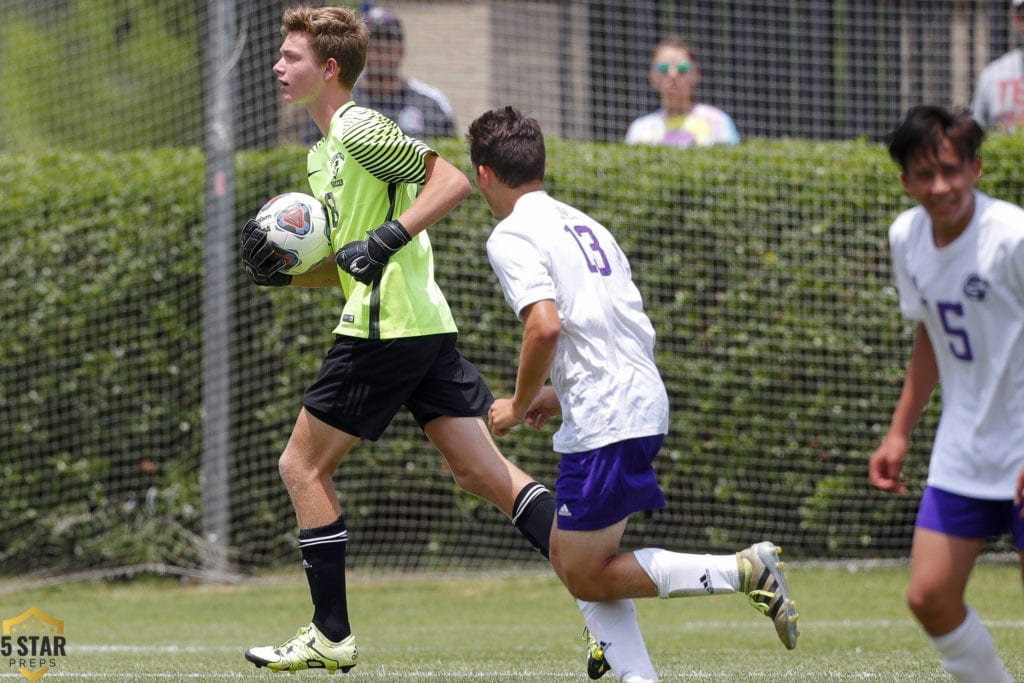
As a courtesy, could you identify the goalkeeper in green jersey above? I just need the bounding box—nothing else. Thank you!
[239,5,555,674]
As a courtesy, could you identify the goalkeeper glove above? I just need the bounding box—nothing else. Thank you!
[240,219,292,287]
[336,219,411,285]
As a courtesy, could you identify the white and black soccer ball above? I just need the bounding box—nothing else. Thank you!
[254,192,330,275]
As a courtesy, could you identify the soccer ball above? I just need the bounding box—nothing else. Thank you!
[254,192,331,275]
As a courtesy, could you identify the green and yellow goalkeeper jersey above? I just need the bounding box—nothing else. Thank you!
[307,102,458,340]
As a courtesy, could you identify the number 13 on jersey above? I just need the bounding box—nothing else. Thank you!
[564,224,611,276]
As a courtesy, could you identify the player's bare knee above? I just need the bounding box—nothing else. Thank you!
[563,571,607,602]
[448,465,488,499]
[278,451,306,486]
[906,586,941,622]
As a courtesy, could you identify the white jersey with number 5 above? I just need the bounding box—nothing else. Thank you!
[889,190,1024,499]
[486,190,669,453]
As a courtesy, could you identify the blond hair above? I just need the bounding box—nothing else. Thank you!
[281,6,369,90]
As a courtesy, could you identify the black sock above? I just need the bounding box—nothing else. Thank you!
[511,482,555,558]
[299,514,351,642]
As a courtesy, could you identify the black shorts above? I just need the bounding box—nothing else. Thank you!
[303,333,493,441]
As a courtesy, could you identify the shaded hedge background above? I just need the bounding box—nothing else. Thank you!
[3,135,1023,577]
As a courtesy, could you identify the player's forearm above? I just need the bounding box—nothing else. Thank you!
[887,324,939,440]
[396,155,470,236]
[288,256,342,287]
[513,302,560,416]
[512,340,556,417]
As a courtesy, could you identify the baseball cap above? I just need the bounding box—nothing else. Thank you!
[1015,0,1024,8]
[364,6,403,41]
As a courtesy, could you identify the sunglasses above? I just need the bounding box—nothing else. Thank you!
[655,61,693,74]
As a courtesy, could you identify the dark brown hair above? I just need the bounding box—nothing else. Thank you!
[467,106,546,188]
[886,105,984,171]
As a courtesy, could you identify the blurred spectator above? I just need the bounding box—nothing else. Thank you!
[971,0,1024,132]
[625,36,739,148]
[355,6,456,139]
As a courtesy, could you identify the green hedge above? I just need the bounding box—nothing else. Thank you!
[3,135,1023,575]
[0,2,203,151]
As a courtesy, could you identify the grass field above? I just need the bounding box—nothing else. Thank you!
[1,560,1022,681]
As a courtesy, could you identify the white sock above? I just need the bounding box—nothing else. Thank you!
[633,548,740,598]
[928,606,1011,683]
[578,599,659,682]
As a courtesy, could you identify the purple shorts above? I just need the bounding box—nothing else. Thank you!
[915,486,1024,549]
[554,435,666,531]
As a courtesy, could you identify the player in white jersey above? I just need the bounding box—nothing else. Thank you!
[869,105,1024,683]
[970,0,1024,132]
[467,106,799,682]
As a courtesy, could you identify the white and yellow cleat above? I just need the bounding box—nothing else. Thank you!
[737,541,800,650]
[245,623,358,674]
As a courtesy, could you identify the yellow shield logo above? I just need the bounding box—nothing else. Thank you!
[2,607,66,682]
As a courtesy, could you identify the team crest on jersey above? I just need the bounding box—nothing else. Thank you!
[329,153,346,189]
[963,273,988,301]
[330,153,345,177]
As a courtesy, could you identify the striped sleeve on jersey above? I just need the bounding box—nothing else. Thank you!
[341,107,433,184]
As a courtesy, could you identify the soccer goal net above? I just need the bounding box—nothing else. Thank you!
[2,0,1020,581]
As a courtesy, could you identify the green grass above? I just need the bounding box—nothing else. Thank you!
[1,561,1022,681]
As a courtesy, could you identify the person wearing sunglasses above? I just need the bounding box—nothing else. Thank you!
[971,0,1024,132]
[625,36,739,149]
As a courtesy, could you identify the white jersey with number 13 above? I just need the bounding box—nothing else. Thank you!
[486,190,669,454]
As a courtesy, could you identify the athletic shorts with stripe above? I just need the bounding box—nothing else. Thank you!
[303,332,492,440]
